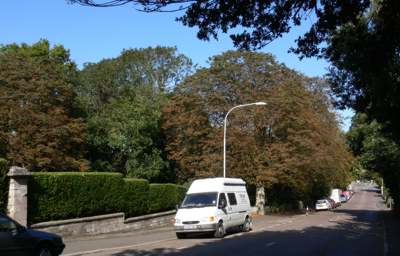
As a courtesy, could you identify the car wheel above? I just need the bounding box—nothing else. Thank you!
[214,222,225,238]
[37,246,53,256]
[242,217,252,232]
[176,232,186,239]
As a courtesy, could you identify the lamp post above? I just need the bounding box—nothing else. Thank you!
[223,102,267,178]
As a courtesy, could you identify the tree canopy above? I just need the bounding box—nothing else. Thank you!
[162,51,352,204]
[0,40,88,171]
[69,1,370,53]
[347,113,400,206]
[76,46,192,181]
[69,0,400,206]
[69,1,399,138]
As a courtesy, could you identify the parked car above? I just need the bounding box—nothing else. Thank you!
[326,198,337,209]
[0,213,65,256]
[315,199,332,211]
[340,195,347,203]
[174,177,252,238]
[342,190,352,200]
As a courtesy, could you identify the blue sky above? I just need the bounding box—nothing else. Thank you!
[1,0,353,130]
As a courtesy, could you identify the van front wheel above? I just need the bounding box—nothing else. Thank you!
[214,222,225,238]
[176,233,186,239]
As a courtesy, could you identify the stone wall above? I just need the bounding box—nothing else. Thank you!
[7,166,31,226]
[30,210,176,237]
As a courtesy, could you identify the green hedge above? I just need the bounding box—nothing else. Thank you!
[28,172,187,224]
[28,172,125,223]
[176,185,187,206]
[0,159,8,212]
[148,183,178,213]
[123,178,149,217]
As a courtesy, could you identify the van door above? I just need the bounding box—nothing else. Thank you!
[227,192,241,225]
[217,193,234,228]
[238,192,250,224]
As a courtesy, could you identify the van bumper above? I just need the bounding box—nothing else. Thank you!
[175,223,217,233]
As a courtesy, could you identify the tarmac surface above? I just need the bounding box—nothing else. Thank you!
[63,182,397,256]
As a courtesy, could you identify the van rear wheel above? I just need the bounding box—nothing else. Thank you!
[242,217,252,232]
[214,222,225,238]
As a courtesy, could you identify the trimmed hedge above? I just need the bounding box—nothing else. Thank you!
[148,183,178,213]
[123,178,149,217]
[28,172,187,224]
[176,185,187,205]
[28,172,125,223]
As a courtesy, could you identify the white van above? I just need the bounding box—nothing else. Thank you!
[330,188,342,206]
[174,177,252,238]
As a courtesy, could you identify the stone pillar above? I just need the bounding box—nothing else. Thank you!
[7,166,31,227]
[256,185,265,215]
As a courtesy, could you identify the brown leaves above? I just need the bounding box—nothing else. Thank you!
[162,51,353,201]
[0,43,89,172]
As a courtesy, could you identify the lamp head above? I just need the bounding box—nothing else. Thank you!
[255,102,267,106]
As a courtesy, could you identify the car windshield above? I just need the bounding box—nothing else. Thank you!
[180,192,218,208]
[317,200,326,204]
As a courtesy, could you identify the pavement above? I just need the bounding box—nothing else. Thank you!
[62,182,399,256]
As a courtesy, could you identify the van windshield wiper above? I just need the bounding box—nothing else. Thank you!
[181,203,214,208]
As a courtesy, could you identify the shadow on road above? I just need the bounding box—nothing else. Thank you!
[111,208,387,256]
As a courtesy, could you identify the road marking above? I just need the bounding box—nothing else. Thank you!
[62,237,176,256]
[265,242,276,247]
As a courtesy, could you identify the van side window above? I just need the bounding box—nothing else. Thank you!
[227,193,237,205]
[218,193,227,208]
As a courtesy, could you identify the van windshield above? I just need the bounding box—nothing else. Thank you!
[180,192,218,208]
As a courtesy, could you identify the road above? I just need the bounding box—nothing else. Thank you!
[63,183,389,256]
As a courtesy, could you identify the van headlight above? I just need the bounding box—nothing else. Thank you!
[208,216,215,222]
[175,219,181,224]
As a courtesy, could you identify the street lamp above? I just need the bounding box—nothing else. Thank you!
[223,102,267,178]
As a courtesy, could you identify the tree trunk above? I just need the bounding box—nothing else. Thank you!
[256,185,265,215]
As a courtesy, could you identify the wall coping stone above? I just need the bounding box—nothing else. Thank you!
[30,212,125,228]
[125,210,176,223]
[7,166,31,177]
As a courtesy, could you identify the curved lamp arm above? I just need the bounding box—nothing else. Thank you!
[223,102,266,178]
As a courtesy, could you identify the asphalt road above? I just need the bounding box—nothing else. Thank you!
[63,183,389,256]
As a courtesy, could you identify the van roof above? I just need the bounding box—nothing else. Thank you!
[187,177,246,194]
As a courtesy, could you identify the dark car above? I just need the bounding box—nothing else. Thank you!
[0,213,65,256]
[322,197,337,209]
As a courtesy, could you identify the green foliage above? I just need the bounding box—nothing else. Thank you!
[0,158,8,211]
[328,1,400,144]
[28,172,125,223]
[148,184,179,213]
[175,185,187,205]
[75,46,192,116]
[70,1,370,53]
[86,95,167,181]
[28,172,187,223]
[123,178,149,217]
[347,113,400,206]
[76,46,192,182]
